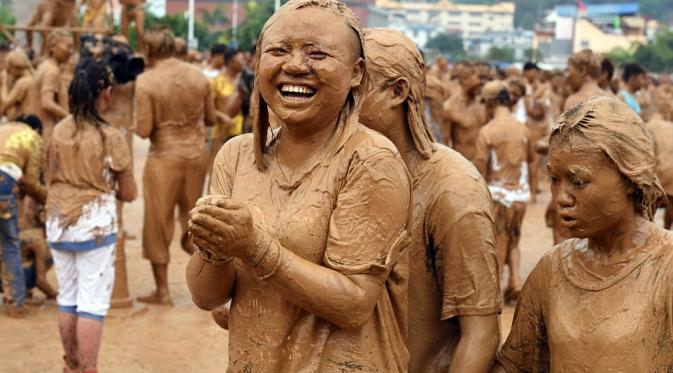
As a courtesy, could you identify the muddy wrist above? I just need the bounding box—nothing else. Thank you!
[243,229,288,279]
[242,227,272,266]
[196,246,233,266]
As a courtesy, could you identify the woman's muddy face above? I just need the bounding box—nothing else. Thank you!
[258,7,363,131]
[547,142,634,238]
[360,84,390,134]
[567,63,585,92]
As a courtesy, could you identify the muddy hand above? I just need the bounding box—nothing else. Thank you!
[188,199,258,260]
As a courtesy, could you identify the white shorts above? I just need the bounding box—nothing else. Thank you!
[51,244,116,320]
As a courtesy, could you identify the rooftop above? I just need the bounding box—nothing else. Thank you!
[556,3,639,18]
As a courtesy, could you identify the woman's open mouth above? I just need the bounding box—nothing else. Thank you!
[278,84,316,102]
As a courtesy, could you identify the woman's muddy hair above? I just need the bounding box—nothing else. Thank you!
[567,49,602,79]
[250,0,367,170]
[363,28,435,159]
[144,26,176,61]
[68,56,111,143]
[550,96,665,220]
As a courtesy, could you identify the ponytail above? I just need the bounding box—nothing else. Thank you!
[68,57,112,143]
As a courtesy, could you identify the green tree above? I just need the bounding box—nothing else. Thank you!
[0,5,16,44]
[200,6,229,28]
[486,46,514,62]
[605,47,634,65]
[425,32,465,60]
[119,6,223,51]
[633,30,673,73]
[230,0,288,51]
[523,47,542,62]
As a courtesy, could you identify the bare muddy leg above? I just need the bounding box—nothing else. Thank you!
[77,318,103,372]
[137,263,172,305]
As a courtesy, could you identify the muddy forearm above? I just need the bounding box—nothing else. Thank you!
[246,234,383,330]
[185,253,236,310]
[115,168,137,202]
[449,314,499,373]
[42,95,68,119]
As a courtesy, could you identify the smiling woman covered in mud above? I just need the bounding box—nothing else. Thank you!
[493,96,673,372]
[185,0,411,371]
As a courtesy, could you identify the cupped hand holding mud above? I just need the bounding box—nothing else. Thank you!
[188,195,258,261]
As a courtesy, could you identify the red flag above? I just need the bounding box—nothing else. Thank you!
[577,0,588,16]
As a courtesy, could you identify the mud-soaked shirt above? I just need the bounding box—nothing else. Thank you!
[498,226,673,372]
[45,117,131,250]
[210,124,411,372]
[475,107,533,207]
[646,115,673,196]
[135,58,213,159]
[408,144,501,373]
[0,122,44,200]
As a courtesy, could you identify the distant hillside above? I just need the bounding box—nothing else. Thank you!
[455,0,673,29]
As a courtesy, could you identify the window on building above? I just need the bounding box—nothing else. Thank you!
[469,12,483,17]
[448,11,461,16]
[469,22,482,27]
[580,40,589,48]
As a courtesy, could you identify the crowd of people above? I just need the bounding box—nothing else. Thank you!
[1,0,673,371]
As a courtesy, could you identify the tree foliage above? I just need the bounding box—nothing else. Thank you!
[486,46,514,62]
[0,5,16,44]
[129,6,225,51]
[523,47,542,63]
[604,32,673,73]
[425,32,465,60]
[230,0,288,51]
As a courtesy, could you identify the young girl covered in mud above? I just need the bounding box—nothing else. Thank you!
[46,57,136,373]
[186,0,412,371]
[494,96,673,372]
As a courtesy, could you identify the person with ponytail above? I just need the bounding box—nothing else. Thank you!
[45,57,137,373]
[359,28,500,372]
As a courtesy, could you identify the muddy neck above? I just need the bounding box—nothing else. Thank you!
[493,105,511,120]
[276,115,339,169]
[587,209,645,257]
[385,111,420,173]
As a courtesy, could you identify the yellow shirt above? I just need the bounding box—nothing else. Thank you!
[210,73,243,139]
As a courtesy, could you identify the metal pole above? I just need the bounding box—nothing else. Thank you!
[275,0,280,12]
[233,0,238,46]
[188,0,195,49]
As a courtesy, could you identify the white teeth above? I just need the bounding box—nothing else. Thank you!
[280,84,315,95]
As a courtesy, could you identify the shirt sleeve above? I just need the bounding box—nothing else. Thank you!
[428,184,501,319]
[497,253,551,373]
[208,134,245,197]
[323,147,411,278]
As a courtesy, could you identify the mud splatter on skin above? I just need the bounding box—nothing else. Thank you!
[360,28,500,373]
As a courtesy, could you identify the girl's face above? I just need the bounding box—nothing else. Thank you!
[257,7,363,133]
[547,140,635,239]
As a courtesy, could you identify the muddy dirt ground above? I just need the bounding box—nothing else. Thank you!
[0,137,627,372]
